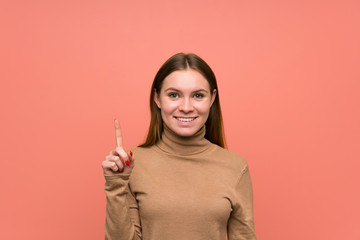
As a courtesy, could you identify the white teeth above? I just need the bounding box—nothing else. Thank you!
[176,117,195,122]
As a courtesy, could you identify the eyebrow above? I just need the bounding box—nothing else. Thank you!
[164,87,209,93]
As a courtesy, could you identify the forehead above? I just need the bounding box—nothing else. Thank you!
[162,69,210,91]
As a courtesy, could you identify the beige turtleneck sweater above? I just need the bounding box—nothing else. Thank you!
[104,125,257,240]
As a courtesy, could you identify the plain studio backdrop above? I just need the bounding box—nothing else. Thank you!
[0,0,359,239]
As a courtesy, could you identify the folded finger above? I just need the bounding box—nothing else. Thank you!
[112,155,124,170]
[114,147,129,163]
[102,161,119,172]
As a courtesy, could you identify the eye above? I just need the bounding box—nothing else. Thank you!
[194,93,204,99]
[168,92,179,98]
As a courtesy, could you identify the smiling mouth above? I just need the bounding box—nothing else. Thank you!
[174,116,198,122]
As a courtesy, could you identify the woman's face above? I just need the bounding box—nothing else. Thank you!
[154,69,216,137]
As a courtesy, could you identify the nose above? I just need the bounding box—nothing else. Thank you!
[179,97,194,113]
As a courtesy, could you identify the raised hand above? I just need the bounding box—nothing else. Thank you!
[102,119,135,175]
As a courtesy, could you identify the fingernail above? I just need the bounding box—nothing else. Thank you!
[120,168,124,173]
[125,160,130,166]
[129,151,133,157]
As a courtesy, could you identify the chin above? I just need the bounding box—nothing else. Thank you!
[176,132,195,137]
[173,126,201,137]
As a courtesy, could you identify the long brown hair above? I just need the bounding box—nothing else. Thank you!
[139,53,226,148]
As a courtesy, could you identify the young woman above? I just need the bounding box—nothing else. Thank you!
[102,53,257,240]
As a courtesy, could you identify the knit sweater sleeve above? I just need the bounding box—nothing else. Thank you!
[104,174,142,240]
[227,165,257,240]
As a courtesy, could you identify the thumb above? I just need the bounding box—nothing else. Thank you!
[128,150,135,167]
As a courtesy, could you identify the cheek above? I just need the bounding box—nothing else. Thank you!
[194,101,212,114]
[160,100,178,115]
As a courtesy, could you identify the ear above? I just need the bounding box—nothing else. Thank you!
[154,88,161,109]
[210,89,217,106]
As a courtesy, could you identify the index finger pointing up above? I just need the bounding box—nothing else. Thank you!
[114,118,123,148]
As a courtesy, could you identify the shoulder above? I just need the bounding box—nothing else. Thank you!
[124,146,159,174]
[211,144,249,172]
[127,145,155,154]
[125,145,158,160]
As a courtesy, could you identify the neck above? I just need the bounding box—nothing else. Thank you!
[155,124,212,156]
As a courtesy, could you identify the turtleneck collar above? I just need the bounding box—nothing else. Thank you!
[155,124,212,156]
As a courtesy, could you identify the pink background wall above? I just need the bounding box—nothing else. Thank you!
[1,0,359,239]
